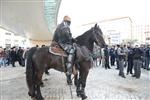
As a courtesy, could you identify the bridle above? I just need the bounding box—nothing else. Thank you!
[92,28,101,46]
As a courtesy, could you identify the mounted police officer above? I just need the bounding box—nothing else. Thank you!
[53,15,75,84]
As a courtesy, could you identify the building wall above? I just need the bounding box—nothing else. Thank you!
[0,28,27,48]
[132,24,150,44]
[78,19,150,45]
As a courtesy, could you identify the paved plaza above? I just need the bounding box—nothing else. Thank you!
[0,65,150,100]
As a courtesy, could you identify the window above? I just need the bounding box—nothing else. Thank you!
[5,33,11,35]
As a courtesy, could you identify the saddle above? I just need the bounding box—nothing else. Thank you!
[49,41,67,57]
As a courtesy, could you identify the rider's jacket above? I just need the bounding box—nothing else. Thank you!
[53,21,72,45]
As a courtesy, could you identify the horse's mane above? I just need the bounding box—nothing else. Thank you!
[75,28,94,52]
[75,28,92,41]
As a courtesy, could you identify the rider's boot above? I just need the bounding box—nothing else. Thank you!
[66,63,72,85]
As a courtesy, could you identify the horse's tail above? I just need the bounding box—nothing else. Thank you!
[26,47,37,97]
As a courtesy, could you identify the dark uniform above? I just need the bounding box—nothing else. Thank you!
[104,45,111,69]
[17,47,24,66]
[145,45,150,70]
[127,46,133,75]
[10,47,17,67]
[132,46,143,78]
[53,16,75,84]
[109,47,115,66]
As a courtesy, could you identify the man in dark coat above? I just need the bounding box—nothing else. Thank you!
[132,45,143,78]
[10,47,17,67]
[109,46,115,66]
[145,45,150,70]
[104,45,111,69]
[127,46,133,75]
[53,16,75,84]
[17,47,24,66]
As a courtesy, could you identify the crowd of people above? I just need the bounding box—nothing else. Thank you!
[1,43,150,80]
[94,44,150,79]
[0,46,29,67]
[0,45,45,68]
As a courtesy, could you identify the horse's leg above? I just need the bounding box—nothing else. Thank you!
[45,67,50,75]
[35,71,44,100]
[76,63,89,99]
[93,60,95,67]
[27,82,35,98]
[26,71,35,98]
[79,71,88,99]
[96,58,98,67]
[73,65,79,87]
[74,73,78,87]
[99,57,101,66]
[35,85,44,100]
[94,59,97,67]
[76,75,81,97]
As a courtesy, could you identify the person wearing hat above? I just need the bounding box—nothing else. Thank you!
[53,15,75,84]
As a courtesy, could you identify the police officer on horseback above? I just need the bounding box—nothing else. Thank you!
[53,15,75,84]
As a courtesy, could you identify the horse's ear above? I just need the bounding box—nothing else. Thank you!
[94,23,97,28]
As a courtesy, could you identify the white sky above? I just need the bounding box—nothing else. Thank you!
[58,0,150,37]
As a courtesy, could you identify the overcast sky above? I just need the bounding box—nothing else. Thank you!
[58,0,150,24]
[58,0,150,37]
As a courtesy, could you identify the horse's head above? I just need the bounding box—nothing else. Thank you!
[91,24,106,48]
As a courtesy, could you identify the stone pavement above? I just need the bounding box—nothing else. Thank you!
[0,65,150,100]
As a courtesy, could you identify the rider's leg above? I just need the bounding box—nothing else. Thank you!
[66,48,75,84]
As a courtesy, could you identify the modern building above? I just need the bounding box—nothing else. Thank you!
[0,28,27,48]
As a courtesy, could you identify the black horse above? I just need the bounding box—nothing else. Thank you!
[26,24,106,100]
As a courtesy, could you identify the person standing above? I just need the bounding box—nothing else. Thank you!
[0,47,4,67]
[104,45,111,69]
[17,47,24,66]
[127,46,133,75]
[109,46,116,66]
[115,45,120,70]
[145,45,150,70]
[132,45,143,78]
[117,45,126,78]
[10,47,17,67]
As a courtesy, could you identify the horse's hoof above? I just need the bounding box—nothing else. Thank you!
[46,73,50,75]
[31,96,36,100]
[74,81,78,87]
[36,96,44,100]
[67,81,72,85]
[43,78,48,81]
[77,94,81,97]
[45,71,50,75]
[82,96,87,100]
[67,82,72,85]
[40,84,44,87]
[28,92,35,97]
[41,97,44,100]
[40,82,44,87]
[81,94,87,100]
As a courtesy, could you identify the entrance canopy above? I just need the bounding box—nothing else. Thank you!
[0,0,61,40]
